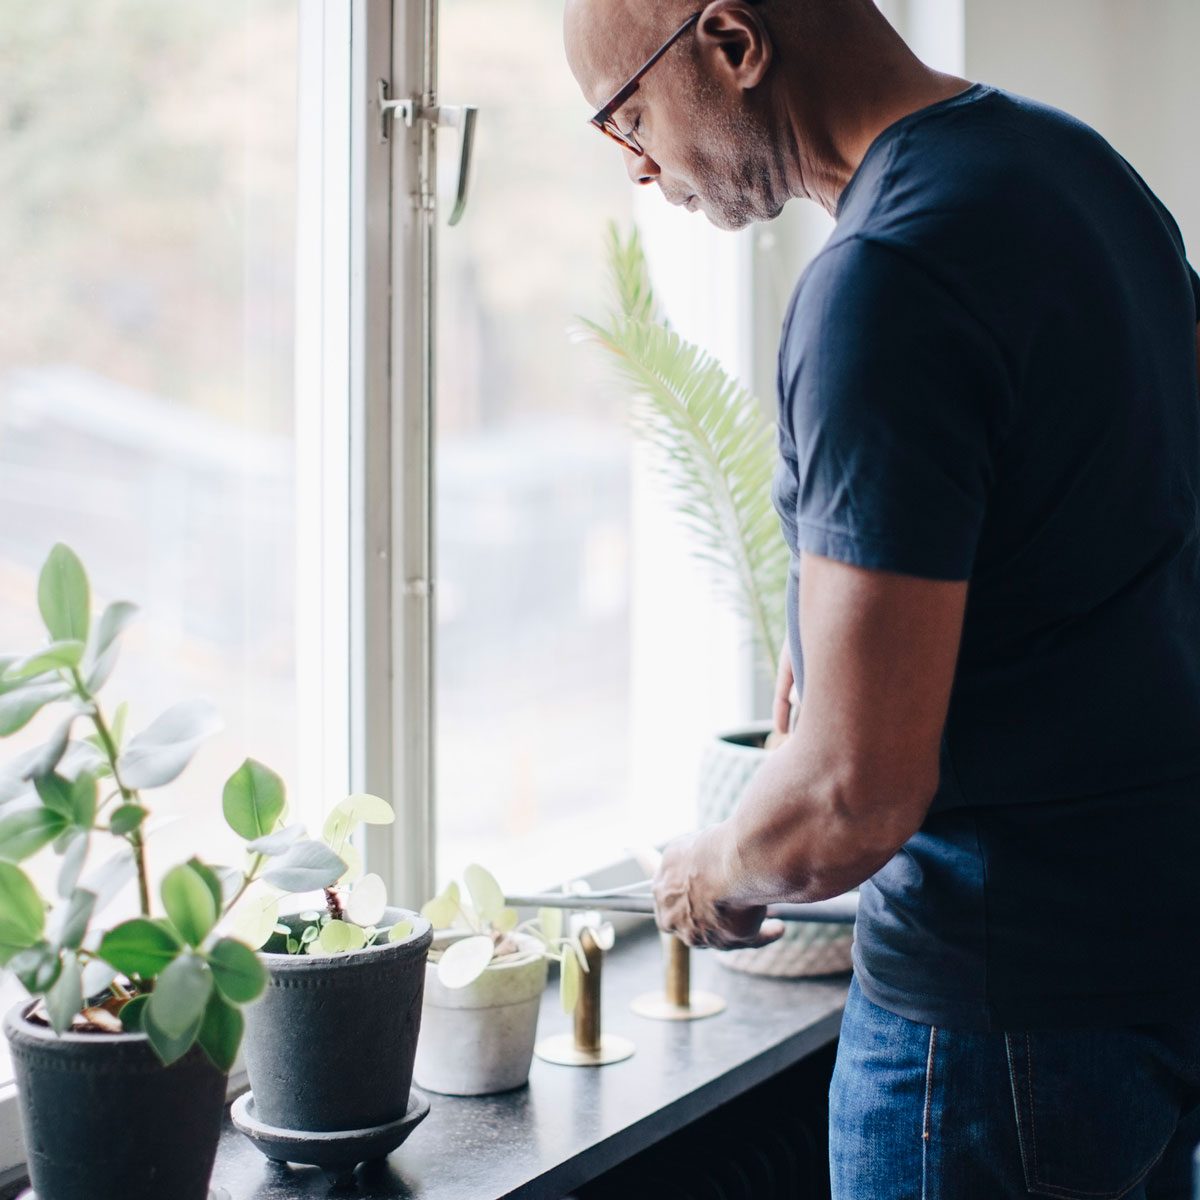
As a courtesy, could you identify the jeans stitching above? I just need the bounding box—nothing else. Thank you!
[922,1025,938,1200]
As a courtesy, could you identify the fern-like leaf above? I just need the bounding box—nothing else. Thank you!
[576,226,789,679]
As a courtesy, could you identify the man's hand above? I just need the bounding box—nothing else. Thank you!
[651,827,786,950]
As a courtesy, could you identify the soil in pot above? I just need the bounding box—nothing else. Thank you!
[4,1001,226,1200]
[240,906,432,1134]
[414,931,549,1096]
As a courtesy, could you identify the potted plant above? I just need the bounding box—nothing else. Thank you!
[414,866,607,1095]
[577,227,853,978]
[230,790,433,1180]
[0,544,348,1200]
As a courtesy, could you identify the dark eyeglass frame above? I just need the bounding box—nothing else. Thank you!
[589,11,702,156]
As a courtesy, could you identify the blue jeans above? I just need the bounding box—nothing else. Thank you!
[830,976,1200,1199]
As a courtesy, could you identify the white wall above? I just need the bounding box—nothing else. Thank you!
[964,0,1200,252]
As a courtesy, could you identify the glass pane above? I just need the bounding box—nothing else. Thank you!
[0,0,301,1076]
[435,0,637,890]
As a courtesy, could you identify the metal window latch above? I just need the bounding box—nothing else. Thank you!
[378,80,478,226]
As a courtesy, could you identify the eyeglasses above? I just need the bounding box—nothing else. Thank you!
[589,11,702,156]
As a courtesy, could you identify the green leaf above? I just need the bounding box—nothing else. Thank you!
[38,545,90,645]
[421,881,461,930]
[0,862,46,962]
[260,839,346,893]
[227,887,279,951]
[321,793,394,855]
[222,759,285,841]
[197,991,243,1072]
[54,888,96,951]
[99,918,183,978]
[9,942,62,993]
[110,701,129,749]
[317,919,366,955]
[3,640,85,681]
[388,920,414,943]
[147,953,213,1038]
[539,907,564,943]
[0,806,69,861]
[34,773,74,819]
[206,938,267,1004]
[0,681,71,737]
[45,951,83,1034]
[86,602,138,691]
[161,863,218,947]
[70,773,96,829]
[245,822,304,856]
[344,873,387,927]
[118,993,149,1032]
[117,699,223,790]
[109,804,147,835]
[143,1000,202,1066]
[186,858,223,916]
[464,864,507,926]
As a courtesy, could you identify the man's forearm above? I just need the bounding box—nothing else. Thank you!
[704,732,932,908]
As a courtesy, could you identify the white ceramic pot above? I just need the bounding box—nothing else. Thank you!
[698,721,855,978]
[413,931,549,1096]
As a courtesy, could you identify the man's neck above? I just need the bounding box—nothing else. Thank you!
[778,48,973,215]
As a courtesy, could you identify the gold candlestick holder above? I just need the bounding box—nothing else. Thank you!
[535,926,635,1067]
[631,933,726,1021]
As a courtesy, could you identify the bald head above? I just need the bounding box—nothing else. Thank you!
[563,0,959,222]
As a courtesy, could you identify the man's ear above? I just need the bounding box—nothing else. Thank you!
[695,0,773,90]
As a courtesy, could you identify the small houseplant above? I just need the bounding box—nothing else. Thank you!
[414,866,607,1095]
[0,544,348,1200]
[232,790,433,1176]
[577,227,853,978]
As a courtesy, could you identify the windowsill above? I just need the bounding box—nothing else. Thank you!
[207,926,848,1200]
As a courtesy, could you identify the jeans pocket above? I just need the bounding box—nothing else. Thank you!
[1004,1029,1177,1199]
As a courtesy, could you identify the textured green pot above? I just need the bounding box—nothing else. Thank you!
[3,1002,226,1200]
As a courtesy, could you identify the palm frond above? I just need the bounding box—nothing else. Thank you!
[576,226,789,679]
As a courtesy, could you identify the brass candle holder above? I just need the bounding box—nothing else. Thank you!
[631,933,726,1021]
[535,926,635,1067]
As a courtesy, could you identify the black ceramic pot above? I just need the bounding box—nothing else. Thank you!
[3,1002,226,1200]
[241,906,432,1133]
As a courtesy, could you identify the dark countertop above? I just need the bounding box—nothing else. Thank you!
[211,929,848,1200]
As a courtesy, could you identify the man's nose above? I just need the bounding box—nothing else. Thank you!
[624,147,660,186]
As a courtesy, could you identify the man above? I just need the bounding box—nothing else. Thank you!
[564,1,1200,1196]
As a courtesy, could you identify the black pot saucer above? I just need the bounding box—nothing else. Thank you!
[231,1087,431,1185]
[19,1194,230,1199]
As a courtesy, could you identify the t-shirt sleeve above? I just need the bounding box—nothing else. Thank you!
[779,236,1012,581]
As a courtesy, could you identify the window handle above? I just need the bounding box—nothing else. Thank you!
[377,81,478,226]
[434,104,478,227]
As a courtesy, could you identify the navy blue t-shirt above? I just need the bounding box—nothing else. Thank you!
[772,84,1200,1030]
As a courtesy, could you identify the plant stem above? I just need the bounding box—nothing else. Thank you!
[220,854,264,921]
[70,668,152,918]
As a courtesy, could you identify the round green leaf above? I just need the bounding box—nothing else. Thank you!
[99,918,183,978]
[436,934,495,989]
[143,999,203,1066]
[0,806,69,862]
[198,991,244,1072]
[160,864,217,948]
[464,864,506,926]
[344,873,387,927]
[538,907,563,943]
[222,758,286,842]
[317,919,367,955]
[118,993,149,1032]
[207,938,267,1004]
[227,886,279,951]
[38,545,90,645]
[109,804,147,835]
[421,881,460,930]
[322,793,393,855]
[148,953,213,1038]
[388,920,414,943]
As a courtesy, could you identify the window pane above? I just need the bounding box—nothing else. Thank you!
[435,0,636,888]
[0,0,302,1075]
